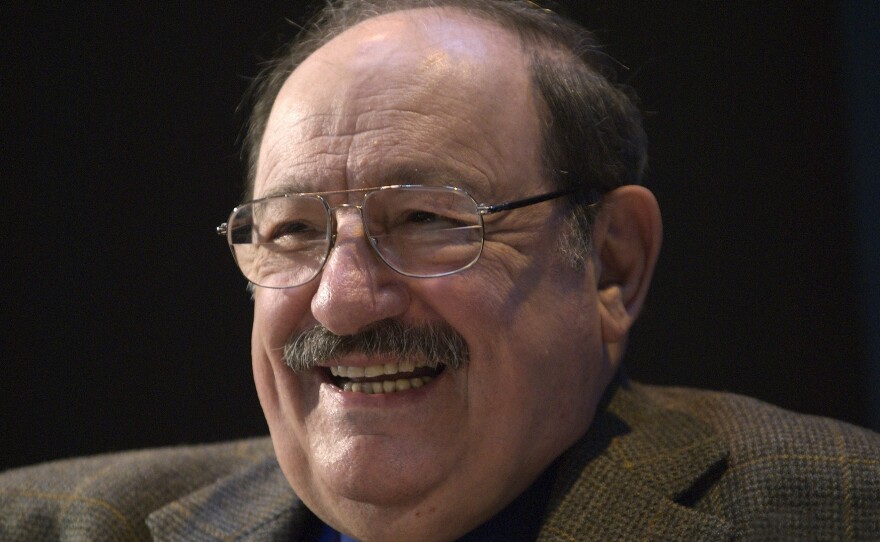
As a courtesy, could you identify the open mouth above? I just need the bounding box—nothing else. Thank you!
[326,359,445,394]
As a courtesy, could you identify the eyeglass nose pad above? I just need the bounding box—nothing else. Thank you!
[328,204,366,240]
[324,204,388,272]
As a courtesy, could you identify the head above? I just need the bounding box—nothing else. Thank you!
[238,1,661,540]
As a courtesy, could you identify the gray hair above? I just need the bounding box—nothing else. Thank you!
[283,320,469,372]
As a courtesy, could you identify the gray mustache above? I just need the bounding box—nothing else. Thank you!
[283,320,469,373]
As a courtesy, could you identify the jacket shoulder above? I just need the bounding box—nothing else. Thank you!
[637,383,880,540]
[0,437,275,542]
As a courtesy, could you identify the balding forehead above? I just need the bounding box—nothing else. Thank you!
[271,7,532,115]
[308,8,526,70]
[254,6,545,198]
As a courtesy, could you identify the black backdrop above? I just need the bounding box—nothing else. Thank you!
[5,1,878,471]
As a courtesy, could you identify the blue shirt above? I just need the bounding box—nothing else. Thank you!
[313,461,557,541]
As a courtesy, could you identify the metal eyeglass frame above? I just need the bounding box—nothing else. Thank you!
[216,184,597,288]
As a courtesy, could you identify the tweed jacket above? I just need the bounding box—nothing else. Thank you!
[2,381,879,541]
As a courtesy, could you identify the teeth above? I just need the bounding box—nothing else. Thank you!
[328,361,439,394]
[338,376,433,394]
[333,361,433,378]
[364,365,385,378]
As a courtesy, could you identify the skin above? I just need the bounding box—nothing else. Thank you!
[250,8,661,541]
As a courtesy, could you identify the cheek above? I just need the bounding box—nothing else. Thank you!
[253,287,316,352]
[251,287,317,433]
[439,255,603,433]
[419,260,518,325]
[251,288,324,488]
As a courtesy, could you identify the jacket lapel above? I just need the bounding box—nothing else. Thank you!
[146,456,310,541]
[538,380,733,541]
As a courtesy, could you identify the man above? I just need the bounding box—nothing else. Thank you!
[2,1,878,541]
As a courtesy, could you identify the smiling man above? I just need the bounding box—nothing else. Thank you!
[241,4,657,540]
[2,1,879,541]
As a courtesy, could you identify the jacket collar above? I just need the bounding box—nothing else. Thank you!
[538,378,733,541]
[146,455,308,541]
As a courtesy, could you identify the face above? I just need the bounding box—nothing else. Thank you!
[251,9,616,541]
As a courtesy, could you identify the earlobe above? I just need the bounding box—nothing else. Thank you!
[591,185,662,345]
[598,284,629,343]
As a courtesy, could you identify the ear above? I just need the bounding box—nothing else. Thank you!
[590,185,662,346]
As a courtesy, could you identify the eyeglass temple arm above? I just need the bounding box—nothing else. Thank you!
[478,187,598,215]
[216,223,228,236]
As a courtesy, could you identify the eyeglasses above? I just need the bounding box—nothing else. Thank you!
[216,184,592,289]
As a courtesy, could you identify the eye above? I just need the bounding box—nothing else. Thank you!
[406,205,471,226]
[405,210,444,224]
[275,222,315,235]
[265,220,325,250]
[272,221,313,237]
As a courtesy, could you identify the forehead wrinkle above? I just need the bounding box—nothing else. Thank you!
[343,134,496,198]
[341,105,502,193]
[257,142,350,198]
[258,113,344,192]
[264,108,500,198]
[259,108,366,197]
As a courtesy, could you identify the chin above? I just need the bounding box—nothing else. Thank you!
[311,432,451,506]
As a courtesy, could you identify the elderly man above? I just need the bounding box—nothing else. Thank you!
[2,1,879,540]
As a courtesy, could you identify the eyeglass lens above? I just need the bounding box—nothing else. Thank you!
[227,186,485,288]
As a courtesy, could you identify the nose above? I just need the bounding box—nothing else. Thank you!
[310,208,410,336]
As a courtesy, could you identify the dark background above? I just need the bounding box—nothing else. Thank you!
[4,1,879,471]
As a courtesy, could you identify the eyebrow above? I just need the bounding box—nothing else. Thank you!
[256,164,490,201]
[374,164,483,191]
[258,181,313,199]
